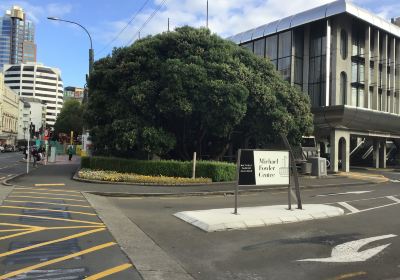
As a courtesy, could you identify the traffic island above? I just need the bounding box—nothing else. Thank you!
[174,204,344,232]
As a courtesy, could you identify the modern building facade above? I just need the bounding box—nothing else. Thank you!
[2,62,64,126]
[229,0,400,172]
[64,86,84,103]
[0,73,20,145]
[0,6,36,69]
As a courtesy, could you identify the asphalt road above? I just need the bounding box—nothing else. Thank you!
[0,153,141,279]
[109,173,400,280]
[4,155,400,279]
[0,152,27,180]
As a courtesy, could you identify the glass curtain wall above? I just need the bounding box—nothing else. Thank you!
[351,21,365,107]
[277,31,292,82]
[293,28,304,88]
[308,22,326,107]
[266,35,278,68]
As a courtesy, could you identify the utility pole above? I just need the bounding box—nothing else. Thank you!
[206,0,209,28]
[168,18,170,32]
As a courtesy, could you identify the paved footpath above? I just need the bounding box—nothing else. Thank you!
[0,170,142,279]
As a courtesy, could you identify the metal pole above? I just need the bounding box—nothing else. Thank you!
[192,152,197,179]
[234,149,241,215]
[168,18,170,32]
[26,135,30,174]
[206,0,209,28]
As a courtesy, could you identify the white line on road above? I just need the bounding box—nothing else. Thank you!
[337,202,360,213]
[316,191,372,197]
[387,196,400,203]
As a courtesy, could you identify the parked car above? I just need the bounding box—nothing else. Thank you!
[0,146,4,153]
[4,145,15,152]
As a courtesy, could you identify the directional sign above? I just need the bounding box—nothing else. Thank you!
[297,234,397,263]
[315,191,372,197]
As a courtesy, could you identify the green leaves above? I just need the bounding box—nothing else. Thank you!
[54,99,83,136]
[86,26,313,159]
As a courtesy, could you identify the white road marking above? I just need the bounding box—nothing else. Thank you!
[298,234,397,262]
[387,196,400,203]
[316,191,372,197]
[337,202,360,213]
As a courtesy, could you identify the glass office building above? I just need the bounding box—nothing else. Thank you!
[229,0,400,172]
[0,6,36,69]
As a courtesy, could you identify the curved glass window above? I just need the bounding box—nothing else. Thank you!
[340,72,347,105]
[340,30,347,60]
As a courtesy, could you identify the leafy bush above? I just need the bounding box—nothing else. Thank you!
[78,169,212,184]
[81,157,236,182]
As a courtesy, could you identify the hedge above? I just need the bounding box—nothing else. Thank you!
[81,156,236,182]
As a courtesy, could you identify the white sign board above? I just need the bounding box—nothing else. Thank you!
[238,150,289,186]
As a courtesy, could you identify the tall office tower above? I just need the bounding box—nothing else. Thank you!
[0,6,36,69]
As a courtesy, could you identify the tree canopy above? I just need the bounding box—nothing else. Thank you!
[54,99,83,136]
[85,26,313,159]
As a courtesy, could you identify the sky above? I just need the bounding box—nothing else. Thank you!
[0,0,399,88]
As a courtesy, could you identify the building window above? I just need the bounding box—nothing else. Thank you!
[277,31,292,82]
[253,38,265,58]
[241,42,253,52]
[340,72,347,105]
[308,22,326,107]
[265,35,278,67]
[340,29,347,60]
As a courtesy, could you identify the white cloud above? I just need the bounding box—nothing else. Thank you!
[0,1,72,23]
[93,0,400,57]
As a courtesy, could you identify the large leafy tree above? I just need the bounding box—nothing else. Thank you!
[85,26,313,159]
[54,99,83,136]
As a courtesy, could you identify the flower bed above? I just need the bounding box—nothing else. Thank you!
[78,169,212,185]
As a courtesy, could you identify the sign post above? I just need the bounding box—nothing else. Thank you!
[235,149,290,214]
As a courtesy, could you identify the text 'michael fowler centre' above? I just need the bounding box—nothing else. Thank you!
[229,0,400,172]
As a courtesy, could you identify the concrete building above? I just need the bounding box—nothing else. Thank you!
[64,86,84,103]
[2,62,64,126]
[17,97,46,141]
[0,73,19,145]
[229,0,400,172]
[0,6,36,69]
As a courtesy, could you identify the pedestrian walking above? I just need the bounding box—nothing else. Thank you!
[31,146,38,167]
[67,145,74,161]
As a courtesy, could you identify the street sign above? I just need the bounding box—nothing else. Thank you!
[238,150,289,186]
[297,234,397,262]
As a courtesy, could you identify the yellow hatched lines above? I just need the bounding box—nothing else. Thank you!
[8,195,86,202]
[0,242,116,280]
[85,263,134,279]
[15,187,81,193]
[0,227,106,258]
[4,200,91,208]
[0,213,103,225]
[0,228,41,241]
[0,205,96,216]
[12,191,83,198]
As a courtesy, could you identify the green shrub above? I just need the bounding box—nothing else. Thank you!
[80,156,235,182]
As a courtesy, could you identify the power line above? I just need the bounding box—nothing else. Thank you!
[97,0,152,55]
[127,0,167,45]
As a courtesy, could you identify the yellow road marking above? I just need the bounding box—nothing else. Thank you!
[0,222,43,229]
[0,213,103,225]
[12,191,83,198]
[9,195,86,202]
[15,187,80,193]
[0,229,28,233]
[329,271,367,280]
[0,242,116,279]
[0,229,42,241]
[85,263,133,279]
[0,228,106,258]
[0,206,96,216]
[4,200,91,208]
[0,177,5,180]
[44,225,106,230]
[34,183,65,187]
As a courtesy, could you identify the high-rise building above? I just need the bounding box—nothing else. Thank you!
[229,0,400,172]
[0,6,36,69]
[3,62,64,126]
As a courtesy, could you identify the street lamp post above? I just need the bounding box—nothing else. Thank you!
[47,17,94,76]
